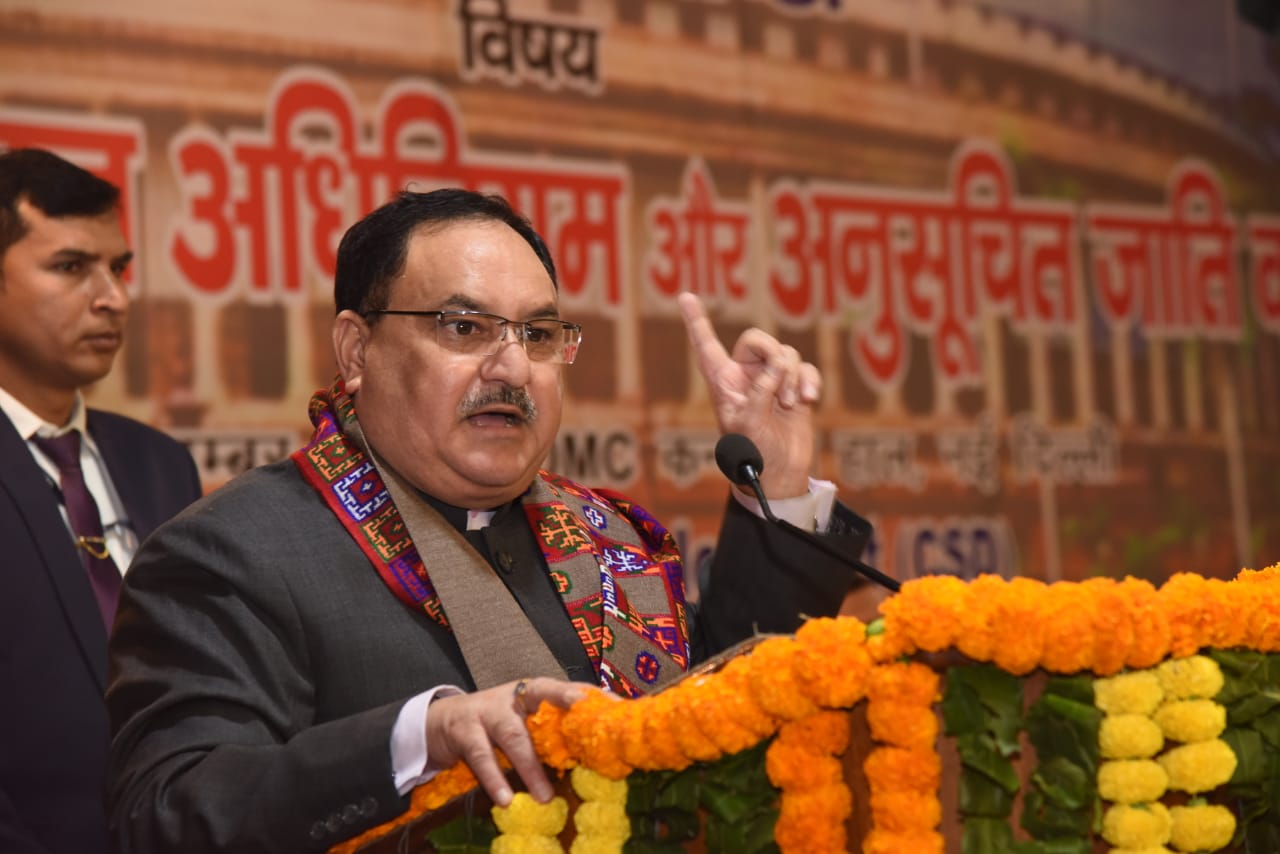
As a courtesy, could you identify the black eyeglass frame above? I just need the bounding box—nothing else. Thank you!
[363,309,583,364]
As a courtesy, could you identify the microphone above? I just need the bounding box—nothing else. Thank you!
[714,433,901,593]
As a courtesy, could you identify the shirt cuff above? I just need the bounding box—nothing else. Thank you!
[391,685,465,794]
[730,477,837,532]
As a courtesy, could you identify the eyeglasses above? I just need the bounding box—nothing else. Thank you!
[365,309,582,364]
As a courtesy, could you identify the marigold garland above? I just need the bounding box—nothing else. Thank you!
[330,563,1280,854]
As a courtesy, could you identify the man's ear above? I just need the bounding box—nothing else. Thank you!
[333,310,370,395]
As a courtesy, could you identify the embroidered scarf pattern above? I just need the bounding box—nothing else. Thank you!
[291,378,692,696]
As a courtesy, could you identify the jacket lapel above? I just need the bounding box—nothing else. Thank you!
[0,411,108,688]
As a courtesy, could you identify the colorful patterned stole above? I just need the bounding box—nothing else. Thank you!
[291,379,692,696]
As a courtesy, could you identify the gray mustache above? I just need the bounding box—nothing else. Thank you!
[458,386,538,423]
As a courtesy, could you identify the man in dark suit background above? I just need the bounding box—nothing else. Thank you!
[0,148,202,854]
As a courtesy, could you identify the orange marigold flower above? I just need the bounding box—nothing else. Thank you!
[746,636,820,721]
[528,703,575,771]
[793,617,874,708]
[1080,576,1136,676]
[1159,572,1227,658]
[685,675,760,756]
[668,679,722,763]
[773,784,852,854]
[1039,581,1097,674]
[561,693,631,779]
[990,576,1047,675]
[880,575,970,654]
[863,747,941,794]
[866,701,938,751]
[862,829,945,854]
[867,661,940,708]
[616,698,661,771]
[1234,564,1280,652]
[869,788,942,833]
[717,656,781,739]
[776,710,851,756]
[1118,576,1171,669]
[765,742,843,791]
[955,575,1004,663]
[637,690,692,772]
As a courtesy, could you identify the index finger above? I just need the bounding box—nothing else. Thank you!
[677,292,730,377]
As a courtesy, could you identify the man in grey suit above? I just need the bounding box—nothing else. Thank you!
[106,188,874,853]
[0,148,202,854]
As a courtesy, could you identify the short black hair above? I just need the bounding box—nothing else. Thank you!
[0,148,121,259]
[334,188,558,317]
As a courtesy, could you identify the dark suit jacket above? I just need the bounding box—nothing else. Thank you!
[105,459,871,853]
[0,409,201,854]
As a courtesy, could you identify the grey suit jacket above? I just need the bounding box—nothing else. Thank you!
[0,408,201,854]
[106,457,869,853]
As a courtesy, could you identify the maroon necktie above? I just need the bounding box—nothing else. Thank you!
[33,431,121,630]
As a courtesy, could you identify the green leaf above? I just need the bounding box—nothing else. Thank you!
[1221,728,1268,785]
[1255,707,1280,749]
[424,812,498,852]
[947,665,1024,755]
[956,733,1021,793]
[1019,787,1092,838]
[962,816,1014,854]
[1029,757,1091,810]
[1042,675,1094,708]
[1225,690,1280,726]
[959,765,1016,817]
[941,678,989,736]
[1025,695,1101,777]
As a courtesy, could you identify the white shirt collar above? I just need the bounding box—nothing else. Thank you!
[0,384,89,441]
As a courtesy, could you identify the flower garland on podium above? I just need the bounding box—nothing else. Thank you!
[330,564,1280,854]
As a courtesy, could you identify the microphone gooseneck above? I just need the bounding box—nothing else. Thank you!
[712,433,901,593]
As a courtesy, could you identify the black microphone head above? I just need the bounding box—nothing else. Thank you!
[714,433,764,486]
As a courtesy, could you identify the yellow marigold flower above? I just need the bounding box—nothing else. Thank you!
[880,575,970,653]
[955,575,1004,662]
[1155,655,1224,701]
[1168,803,1237,852]
[991,576,1048,675]
[793,617,874,707]
[572,801,630,841]
[1095,671,1164,716]
[869,788,942,833]
[1081,576,1136,676]
[863,746,942,794]
[1097,760,1169,804]
[492,793,569,836]
[1153,699,1226,743]
[1158,740,1237,793]
[570,767,627,805]
[1118,577,1172,669]
[766,743,843,790]
[1100,714,1165,759]
[1102,802,1172,849]
[492,835,565,854]
[569,836,624,854]
[773,784,852,854]
[862,829,946,854]
[746,636,819,721]
[776,709,851,756]
[1040,582,1097,674]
